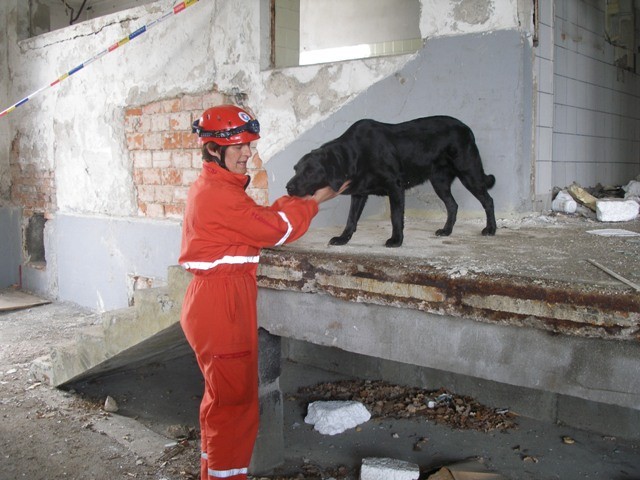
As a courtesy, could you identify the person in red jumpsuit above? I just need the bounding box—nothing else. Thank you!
[179,105,348,480]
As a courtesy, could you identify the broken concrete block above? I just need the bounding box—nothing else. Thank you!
[304,400,371,435]
[360,457,420,480]
[595,199,639,222]
[623,180,640,199]
[552,191,577,213]
[103,395,119,413]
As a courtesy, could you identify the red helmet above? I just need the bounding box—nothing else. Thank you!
[192,105,260,146]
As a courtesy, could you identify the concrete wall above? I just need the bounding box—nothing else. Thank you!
[0,207,22,288]
[48,214,181,311]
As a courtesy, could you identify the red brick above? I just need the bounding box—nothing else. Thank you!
[142,168,162,185]
[144,133,162,150]
[150,113,170,132]
[126,107,143,116]
[182,168,200,185]
[133,168,145,185]
[154,185,174,203]
[145,203,165,218]
[164,204,184,219]
[249,153,263,169]
[162,99,181,113]
[152,150,172,168]
[132,150,152,168]
[169,111,191,131]
[250,169,268,189]
[172,151,193,169]
[191,151,203,168]
[137,185,155,202]
[173,186,189,203]
[163,132,182,150]
[137,201,148,215]
[161,168,182,185]
[182,131,198,149]
[142,102,163,115]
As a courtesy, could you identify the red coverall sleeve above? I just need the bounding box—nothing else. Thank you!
[225,194,319,248]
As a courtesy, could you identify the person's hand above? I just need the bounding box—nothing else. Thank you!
[310,181,351,204]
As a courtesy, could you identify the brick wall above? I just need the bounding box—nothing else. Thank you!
[9,134,56,218]
[125,92,269,220]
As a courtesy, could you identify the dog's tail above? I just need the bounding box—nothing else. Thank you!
[485,174,496,190]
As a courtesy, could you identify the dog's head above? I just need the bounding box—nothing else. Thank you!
[286,147,348,197]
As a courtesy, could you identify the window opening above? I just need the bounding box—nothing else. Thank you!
[25,212,46,265]
[272,0,422,68]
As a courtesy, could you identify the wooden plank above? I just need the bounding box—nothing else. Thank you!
[0,288,51,312]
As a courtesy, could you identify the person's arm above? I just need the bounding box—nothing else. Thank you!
[228,181,350,247]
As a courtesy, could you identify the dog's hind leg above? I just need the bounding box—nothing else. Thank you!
[458,174,497,236]
[330,194,368,245]
[430,173,458,236]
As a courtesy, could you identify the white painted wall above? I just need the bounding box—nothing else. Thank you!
[420,0,520,37]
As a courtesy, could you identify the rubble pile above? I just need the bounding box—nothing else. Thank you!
[552,177,640,222]
[297,380,518,432]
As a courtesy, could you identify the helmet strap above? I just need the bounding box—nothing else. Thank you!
[216,146,228,170]
[204,143,228,170]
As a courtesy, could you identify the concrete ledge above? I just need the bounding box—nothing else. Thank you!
[258,288,640,438]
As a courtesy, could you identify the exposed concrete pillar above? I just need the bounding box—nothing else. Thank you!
[250,328,284,474]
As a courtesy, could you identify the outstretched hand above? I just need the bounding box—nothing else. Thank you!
[311,181,351,204]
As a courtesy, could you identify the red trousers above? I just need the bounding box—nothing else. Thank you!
[180,273,259,480]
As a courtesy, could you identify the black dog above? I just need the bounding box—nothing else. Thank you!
[286,116,496,247]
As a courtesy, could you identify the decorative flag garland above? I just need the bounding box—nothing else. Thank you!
[0,0,199,118]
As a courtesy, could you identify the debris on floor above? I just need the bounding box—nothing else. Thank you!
[552,177,640,223]
[360,457,420,480]
[296,380,518,432]
[304,400,371,435]
[426,459,505,480]
[551,190,577,213]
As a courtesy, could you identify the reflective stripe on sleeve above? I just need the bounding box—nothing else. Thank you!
[274,211,293,246]
[208,467,248,478]
[181,255,260,271]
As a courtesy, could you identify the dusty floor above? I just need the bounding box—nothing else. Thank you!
[1,301,640,480]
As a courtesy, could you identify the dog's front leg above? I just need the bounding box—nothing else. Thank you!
[329,194,368,245]
[386,189,405,247]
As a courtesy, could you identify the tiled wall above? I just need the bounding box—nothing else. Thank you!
[552,1,640,190]
[534,1,555,203]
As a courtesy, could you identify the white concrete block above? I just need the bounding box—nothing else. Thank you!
[304,400,371,435]
[596,199,639,222]
[552,190,577,213]
[623,180,640,199]
[360,457,420,480]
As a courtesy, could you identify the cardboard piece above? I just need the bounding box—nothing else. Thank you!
[427,460,506,480]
